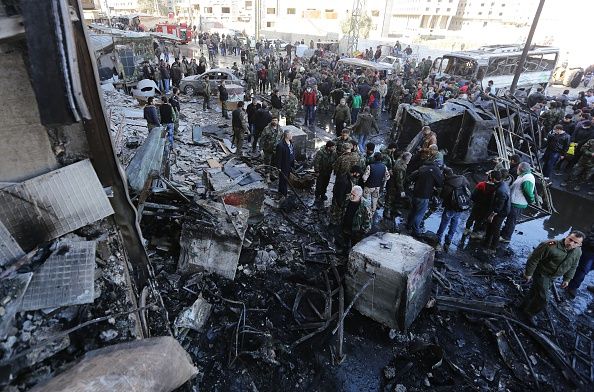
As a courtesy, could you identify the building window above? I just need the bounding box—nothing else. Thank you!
[447,8,450,11]
[483,21,488,27]
[499,12,502,16]
[205,7,212,13]
[426,7,429,11]
[266,21,274,28]
[371,10,380,17]
[222,7,230,13]
[287,7,296,15]
[501,3,505,6]
[266,8,276,14]
[325,9,338,19]
[245,1,252,7]
[478,12,482,15]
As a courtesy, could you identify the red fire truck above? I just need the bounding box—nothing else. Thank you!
[155,22,192,44]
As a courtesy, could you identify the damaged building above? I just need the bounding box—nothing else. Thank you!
[1,1,593,392]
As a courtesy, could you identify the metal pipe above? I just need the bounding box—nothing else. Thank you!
[510,0,546,94]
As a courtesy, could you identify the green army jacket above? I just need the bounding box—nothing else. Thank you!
[525,239,582,281]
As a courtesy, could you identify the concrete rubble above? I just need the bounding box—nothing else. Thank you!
[346,232,435,331]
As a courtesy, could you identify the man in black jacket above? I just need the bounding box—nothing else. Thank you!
[542,124,571,178]
[482,170,511,254]
[436,167,470,251]
[253,104,272,153]
[246,98,258,143]
[218,81,229,119]
[566,225,594,298]
[270,88,283,118]
[159,96,176,149]
[276,129,295,197]
[407,161,443,236]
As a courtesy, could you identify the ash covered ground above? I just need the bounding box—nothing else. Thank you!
[102,80,594,392]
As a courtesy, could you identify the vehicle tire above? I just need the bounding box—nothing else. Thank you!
[184,85,195,95]
[569,70,584,88]
[562,68,582,87]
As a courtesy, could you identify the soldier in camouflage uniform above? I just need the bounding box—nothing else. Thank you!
[245,65,258,97]
[314,141,337,201]
[385,151,411,219]
[333,129,357,156]
[334,142,362,177]
[540,101,564,133]
[284,91,299,125]
[259,116,283,173]
[562,138,594,191]
[291,77,301,97]
[389,80,404,119]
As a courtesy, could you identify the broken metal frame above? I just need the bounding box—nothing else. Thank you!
[487,94,555,221]
[571,328,594,382]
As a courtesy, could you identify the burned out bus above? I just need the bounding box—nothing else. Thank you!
[432,45,559,94]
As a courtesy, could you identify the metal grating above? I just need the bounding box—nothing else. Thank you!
[0,219,24,266]
[0,160,114,251]
[20,241,97,311]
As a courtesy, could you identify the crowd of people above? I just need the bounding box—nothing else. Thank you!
[139,33,594,326]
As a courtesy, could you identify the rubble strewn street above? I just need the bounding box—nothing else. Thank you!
[2,2,594,392]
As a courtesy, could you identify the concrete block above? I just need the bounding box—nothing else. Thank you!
[203,167,266,217]
[346,232,434,331]
[178,200,249,280]
[282,125,308,157]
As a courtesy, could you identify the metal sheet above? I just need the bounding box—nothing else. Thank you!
[126,126,166,193]
[0,160,114,251]
[0,220,25,266]
[20,241,96,311]
[0,273,32,340]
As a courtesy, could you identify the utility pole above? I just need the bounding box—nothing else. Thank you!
[255,0,261,40]
[510,0,546,94]
[346,0,366,56]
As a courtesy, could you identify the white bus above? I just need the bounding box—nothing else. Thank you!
[432,45,559,94]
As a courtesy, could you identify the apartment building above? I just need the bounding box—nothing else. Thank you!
[105,0,139,15]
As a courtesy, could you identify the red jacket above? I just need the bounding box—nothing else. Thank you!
[302,90,317,106]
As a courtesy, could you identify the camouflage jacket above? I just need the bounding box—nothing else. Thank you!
[541,108,564,131]
[284,94,299,116]
[313,148,337,174]
[578,139,594,164]
[333,136,357,155]
[341,197,372,233]
[334,151,361,176]
[260,123,282,153]
[391,159,408,193]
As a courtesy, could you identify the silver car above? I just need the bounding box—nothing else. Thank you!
[179,68,246,96]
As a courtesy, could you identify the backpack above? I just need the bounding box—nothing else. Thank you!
[450,185,471,211]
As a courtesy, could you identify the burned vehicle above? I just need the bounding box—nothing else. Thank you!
[393,95,554,221]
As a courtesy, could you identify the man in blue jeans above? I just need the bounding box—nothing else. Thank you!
[436,167,470,251]
[407,160,443,236]
[567,225,594,298]
[542,124,570,179]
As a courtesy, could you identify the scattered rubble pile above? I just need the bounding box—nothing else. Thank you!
[97,87,594,391]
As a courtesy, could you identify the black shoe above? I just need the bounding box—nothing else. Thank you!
[322,195,328,201]
[566,288,577,299]
[587,285,594,294]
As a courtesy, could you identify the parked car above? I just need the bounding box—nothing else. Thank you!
[179,68,246,96]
